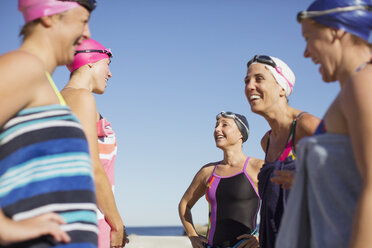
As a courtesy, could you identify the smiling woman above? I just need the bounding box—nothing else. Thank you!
[0,0,98,247]
[276,0,372,247]
[61,39,129,248]
[179,111,263,248]
[244,55,319,248]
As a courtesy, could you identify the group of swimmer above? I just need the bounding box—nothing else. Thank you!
[0,0,371,248]
[178,0,372,248]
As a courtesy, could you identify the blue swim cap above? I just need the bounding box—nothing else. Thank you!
[297,0,372,42]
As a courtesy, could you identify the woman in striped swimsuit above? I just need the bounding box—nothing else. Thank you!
[244,55,319,248]
[179,111,263,248]
[61,39,128,248]
[0,0,98,247]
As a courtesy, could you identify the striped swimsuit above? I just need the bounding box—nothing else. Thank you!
[205,157,260,247]
[96,116,117,248]
[0,73,98,247]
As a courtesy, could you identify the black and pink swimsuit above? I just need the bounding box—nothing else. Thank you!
[205,157,260,247]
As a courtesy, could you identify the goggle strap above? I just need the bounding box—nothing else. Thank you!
[74,49,112,58]
[298,5,372,22]
[217,112,249,134]
[58,0,97,11]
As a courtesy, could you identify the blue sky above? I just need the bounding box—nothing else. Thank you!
[1,0,339,227]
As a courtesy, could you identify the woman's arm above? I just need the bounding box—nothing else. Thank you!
[179,165,213,248]
[260,132,270,152]
[343,68,372,248]
[0,209,70,245]
[62,89,126,247]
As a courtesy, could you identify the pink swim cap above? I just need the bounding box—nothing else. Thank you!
[67,39,113,72]
[18,0,81,23]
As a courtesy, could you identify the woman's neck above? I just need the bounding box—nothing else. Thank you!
[222,147,246,167]
[66,71,93,91]
[338,42,372,87]
[262,105,296,135]
[20,34,57,75]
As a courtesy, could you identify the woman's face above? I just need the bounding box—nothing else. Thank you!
[244,63,285,115]
[54,6,91,65]
[91,58,112,94]
[214,117,242,149]
[301,19,339,83]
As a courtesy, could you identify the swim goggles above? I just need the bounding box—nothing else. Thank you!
[59,0,97,11]
[247,55,293,92]
[74,48,113,58]
[297,5,372,22]
[216,111,249,134]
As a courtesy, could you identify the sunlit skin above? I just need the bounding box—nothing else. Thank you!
[245,63,286,116]
[300,19,363,84]
[90,59,112,94]
[19,5,91,74]
[214,117,244,151]
[301,17,372,248]
[0,210,70,245]
[179,116,262,248]
[53,6,91,66]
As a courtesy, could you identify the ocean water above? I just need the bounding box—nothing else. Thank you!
[126,226,185,236]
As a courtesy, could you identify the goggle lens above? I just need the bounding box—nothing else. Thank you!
[216,112,242,123]
[247,55,277,68]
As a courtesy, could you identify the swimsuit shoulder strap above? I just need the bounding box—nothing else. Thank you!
[290,111,307,152]
[243,156,250,171]
[211,163,219,175]
[45,72,66,106]
[265,112,306,162]
[264,130,272,161]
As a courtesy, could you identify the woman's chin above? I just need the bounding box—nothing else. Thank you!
[250,105,263,115]
[215,142,224,149]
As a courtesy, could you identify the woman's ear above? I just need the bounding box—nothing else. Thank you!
[330,28,346,42]
[279,87,286,97]
[335,29,346,39]
[40,16,53,27]
[40,13,64,28]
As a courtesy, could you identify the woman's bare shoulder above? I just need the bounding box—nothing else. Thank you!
[0,50,46,87]
[199,162,217,175]
[194,162,218,183]
[296,112,320,138]
[62,88,95,105]
[248,157,264,170]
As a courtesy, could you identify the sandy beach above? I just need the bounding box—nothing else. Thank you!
[126,234,192,248]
